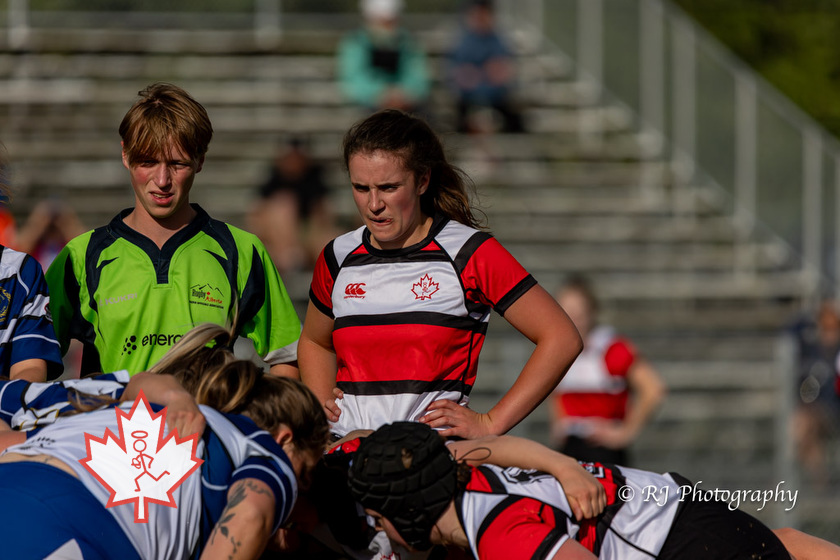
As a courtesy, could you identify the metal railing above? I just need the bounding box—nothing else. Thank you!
[498,0,840,305]
[493,0,839,536]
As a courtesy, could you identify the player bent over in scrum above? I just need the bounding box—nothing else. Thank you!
[0,323,329,560]
[347,422,840,560]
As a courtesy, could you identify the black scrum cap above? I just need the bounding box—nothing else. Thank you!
[347,422,457,551]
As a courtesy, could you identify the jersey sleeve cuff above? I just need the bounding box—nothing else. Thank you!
[309,288,335,319]
[262,340,299,366]
[231,460,297,533]
[494,275,538,316]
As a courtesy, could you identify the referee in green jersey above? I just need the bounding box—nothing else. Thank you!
[46,83,301,378]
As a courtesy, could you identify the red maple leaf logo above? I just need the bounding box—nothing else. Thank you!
[80,390,203,523]
[412,274,440,300]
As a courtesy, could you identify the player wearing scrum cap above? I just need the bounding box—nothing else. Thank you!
[348,422,837,560]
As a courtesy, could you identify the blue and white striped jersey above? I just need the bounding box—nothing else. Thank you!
[0,371,129,430]
[0,246,63,377]
[0,377,297,560]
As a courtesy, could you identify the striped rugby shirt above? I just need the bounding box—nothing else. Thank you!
[309,215,536,436]
[0,245,62,377]
[0,371,129,430]
[0,375,297,560]
[458,463,681,560]
[553,325,636,426]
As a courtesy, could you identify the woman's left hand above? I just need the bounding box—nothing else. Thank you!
[322,387,344,423]
[551,457,607,520]
[420,399,497,439]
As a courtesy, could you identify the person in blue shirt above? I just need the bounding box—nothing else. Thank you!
[447,0,524,133]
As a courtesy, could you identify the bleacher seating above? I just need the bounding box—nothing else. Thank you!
[1,13,835,538]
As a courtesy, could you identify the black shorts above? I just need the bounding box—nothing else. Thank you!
[657,473,792,560]
[560,435,628,466]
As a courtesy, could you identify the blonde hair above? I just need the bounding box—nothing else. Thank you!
[119,82,213,167]
[151,323,329,456]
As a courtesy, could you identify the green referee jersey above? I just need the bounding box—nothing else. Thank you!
[46,205,301,375]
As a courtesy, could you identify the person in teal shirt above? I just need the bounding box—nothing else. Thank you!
[337,0,430,114]
[46,83,301,377]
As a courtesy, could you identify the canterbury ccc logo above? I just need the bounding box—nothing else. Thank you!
[344,283,367,298]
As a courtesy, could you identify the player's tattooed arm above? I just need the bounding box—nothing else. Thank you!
[201,478,276,560]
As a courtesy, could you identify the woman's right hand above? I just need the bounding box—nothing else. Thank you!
[164,390,206,438]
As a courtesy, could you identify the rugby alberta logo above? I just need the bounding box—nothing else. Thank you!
[344,283,366,299]
[412,274,439,300]
[189,283,224,309]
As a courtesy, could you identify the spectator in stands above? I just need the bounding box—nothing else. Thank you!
[15,199,86,378]
[447,0,524,134]
[16,199,85,272]
[0,145,63,381]
[0,162,15,249]
[46,83,302,378]
[337,0,430,115]
[247,136,338,273]
[787,298,840,486]
[551,275,666,465]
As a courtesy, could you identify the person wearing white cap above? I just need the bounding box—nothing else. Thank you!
[361,0,403,20]
[338,0,430,114]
